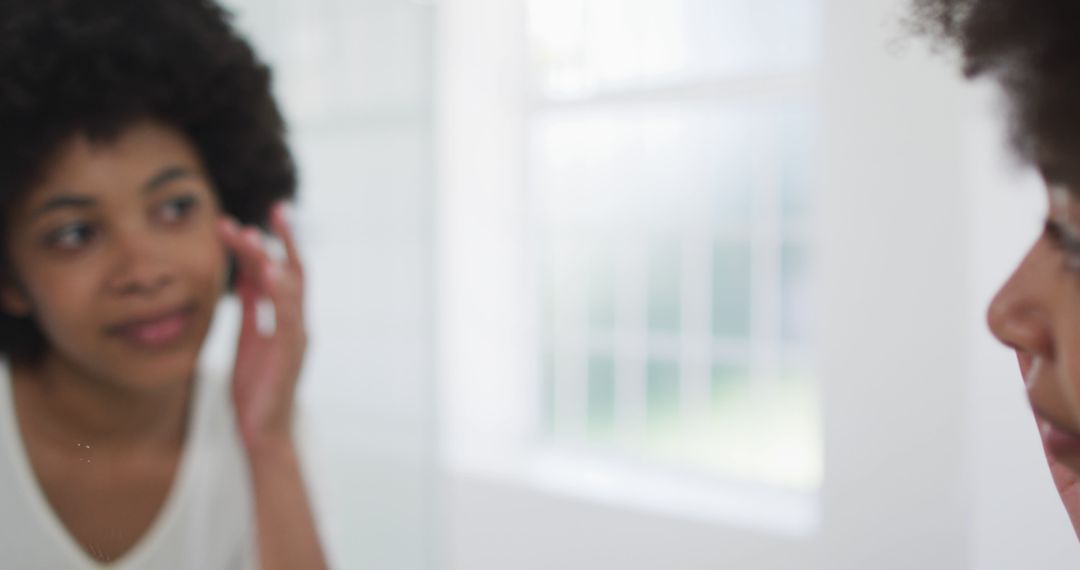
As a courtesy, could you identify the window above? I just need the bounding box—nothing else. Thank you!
[530,0,822,493]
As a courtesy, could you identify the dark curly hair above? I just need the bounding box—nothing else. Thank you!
[0,0,296,362]
[912,0,1080,185]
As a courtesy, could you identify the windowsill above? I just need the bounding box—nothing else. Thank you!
[447,444,820,538]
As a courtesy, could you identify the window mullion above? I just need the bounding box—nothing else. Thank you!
[614,229,648,432]
[750,112,785,388]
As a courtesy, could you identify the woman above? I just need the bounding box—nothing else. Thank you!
[0,0,327,567]
[916,0,1080,538]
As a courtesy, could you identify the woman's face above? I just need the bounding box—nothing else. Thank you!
[0,120,228,390]
[989,184,1080,474]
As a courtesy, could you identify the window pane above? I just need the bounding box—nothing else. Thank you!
[681,0,819,79]
[647,359,680,422]
[702,366,821,489]
[780,106,814,220]
[711,362,751,405]
[647,238,681,332]
[587,243,616,330]
[528,0,820,98]
[713,240,752,338]
[534,103,794,234]
[587,353,616,430]
[711,140,755,227]
[781,241,810,342]
[543,349,557,431]
[533,106,712,232]
[542,235,583,331]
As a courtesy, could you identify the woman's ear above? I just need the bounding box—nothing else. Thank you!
[0,282,31,317]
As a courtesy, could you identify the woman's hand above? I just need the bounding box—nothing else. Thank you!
[217,202,307,452]
[218,202,327,569]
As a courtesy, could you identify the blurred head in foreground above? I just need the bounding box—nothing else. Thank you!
[914,0,1080,474]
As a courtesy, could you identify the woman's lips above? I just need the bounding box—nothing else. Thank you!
[1035,409,1080,458]
[107,305,194,349]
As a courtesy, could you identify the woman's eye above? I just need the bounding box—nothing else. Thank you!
[1064,244,1080,273]
[160,195,199,223]
[45,223,96,250]
[1046,220,1080,272]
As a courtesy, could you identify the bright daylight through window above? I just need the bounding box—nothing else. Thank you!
[529,0,821,493]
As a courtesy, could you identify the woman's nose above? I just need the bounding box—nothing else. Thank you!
[987,240,1055,359]
[108,230,176,297]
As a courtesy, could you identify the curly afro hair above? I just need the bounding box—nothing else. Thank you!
[912,0,1080,185]
[0,0,296,362]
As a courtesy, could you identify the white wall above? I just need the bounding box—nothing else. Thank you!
[816,0,970,565]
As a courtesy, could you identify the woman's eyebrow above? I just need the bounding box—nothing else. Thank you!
[142,165,198,194]
[27,166,198,219]
[29,194,96,219]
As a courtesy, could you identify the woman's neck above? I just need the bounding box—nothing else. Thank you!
[10,353,194,453]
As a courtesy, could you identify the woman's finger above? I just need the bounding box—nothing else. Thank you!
[218,217,278,338]
[269,202,304,280]
[264,205,305,330]
[219,217,277,292]
[219,215,304,339]
[261,262,304,341]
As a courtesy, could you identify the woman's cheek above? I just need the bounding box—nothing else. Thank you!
[1060,295,1080,421]
[181,223,229,290]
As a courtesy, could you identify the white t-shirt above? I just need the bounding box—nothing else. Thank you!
[0,362,258,570]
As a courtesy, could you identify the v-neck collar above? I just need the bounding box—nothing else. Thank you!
[0,361,207,569]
